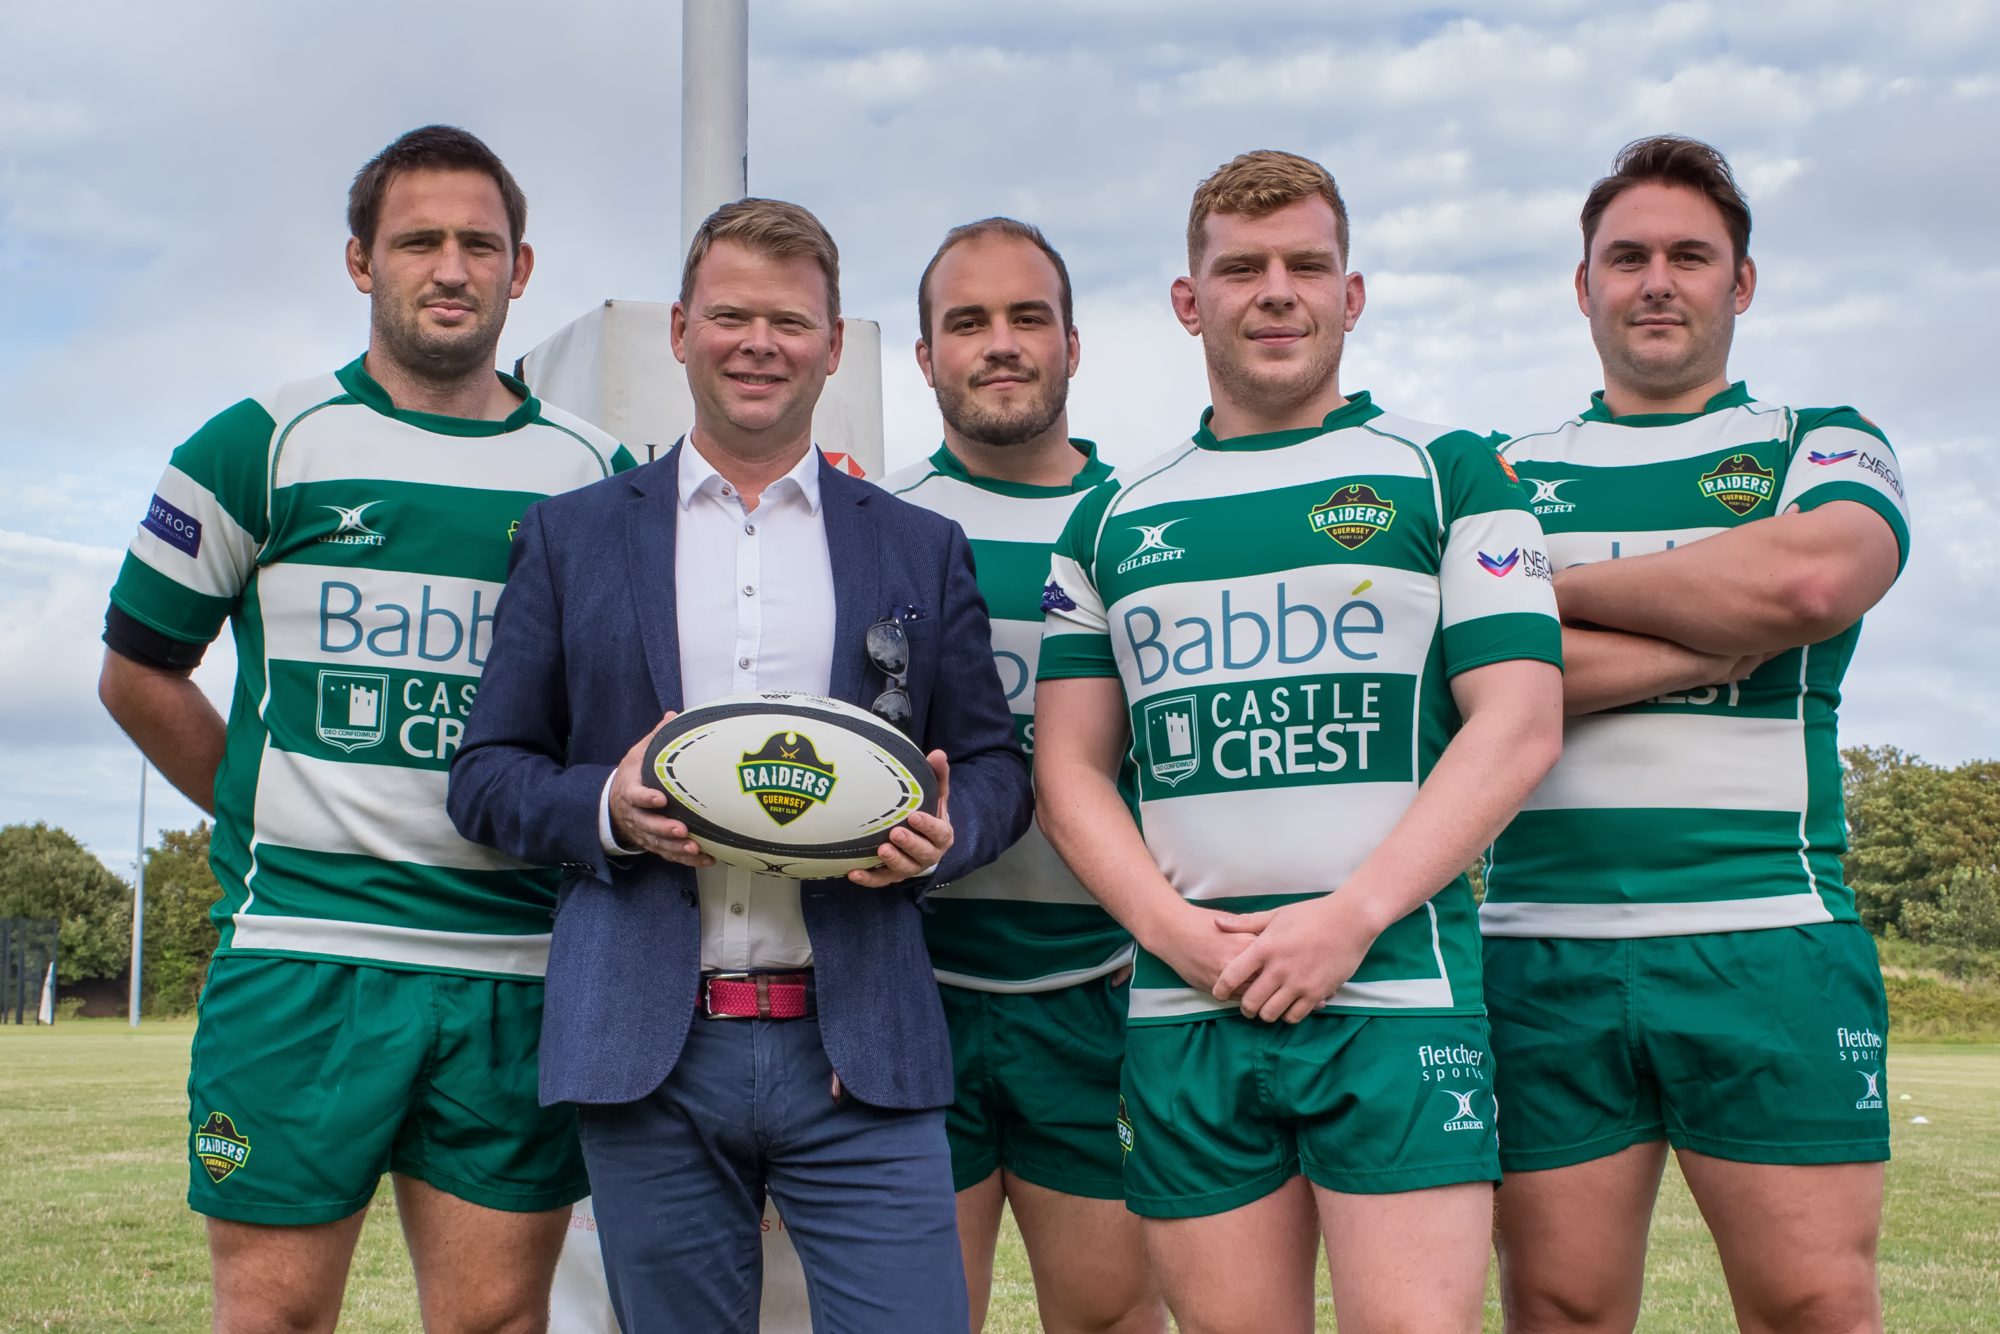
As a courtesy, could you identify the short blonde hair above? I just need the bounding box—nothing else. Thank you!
[680,197,841,318]
[1186,150,1350,270]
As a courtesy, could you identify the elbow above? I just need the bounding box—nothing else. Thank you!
[1779,571,1850,642]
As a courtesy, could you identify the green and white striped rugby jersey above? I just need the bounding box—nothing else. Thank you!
[1483,383,1911,939]
[1039,394,1562,1026]
[885,441,1135,991]
[108,358,635,978]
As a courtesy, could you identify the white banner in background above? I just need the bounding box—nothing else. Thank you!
[36,961,54,1024]
[549,1195,812,1332]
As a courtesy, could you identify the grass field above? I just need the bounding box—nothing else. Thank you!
[4,1021,1996,1331]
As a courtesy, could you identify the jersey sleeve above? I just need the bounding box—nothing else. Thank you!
[1434,434,1563,677]
[107,397,273,647]
[1776,407,1911,574]
[1036,480,1120,681]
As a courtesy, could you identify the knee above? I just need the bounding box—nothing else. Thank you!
[1501,1282,1634,1334]
[213,1295,339,1334]
[1736,1277,1881,1334]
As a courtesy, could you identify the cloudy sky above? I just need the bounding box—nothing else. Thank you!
[2,1,1994,870]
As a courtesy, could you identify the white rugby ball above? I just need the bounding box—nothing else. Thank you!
[641,691,938,879]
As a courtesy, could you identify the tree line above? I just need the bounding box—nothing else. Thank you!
[2,745,1995,1014]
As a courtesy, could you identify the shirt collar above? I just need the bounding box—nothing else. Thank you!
[678,437,824,514]
[1579,381,1753,426]
[925,438,1112,497]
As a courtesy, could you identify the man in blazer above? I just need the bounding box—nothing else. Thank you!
[448,197,1030,1333]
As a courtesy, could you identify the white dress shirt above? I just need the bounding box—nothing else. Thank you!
[600,439,837,970]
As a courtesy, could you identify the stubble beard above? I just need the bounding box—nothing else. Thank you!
[372,293,507,386]
[936,368,1068,448]
[1206,330,1344,425]
[1595,302,1734,403]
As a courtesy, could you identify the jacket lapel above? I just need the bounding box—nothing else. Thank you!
[821,456,879,708]
[625,442,685,713]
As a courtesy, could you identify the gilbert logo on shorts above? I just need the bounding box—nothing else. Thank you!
[1117,1096,1134,1155]
[1697,454,1776,515]
[738,732,837,826]
[1309,484,1395,550]
[1439,1089,1486,1133]
[1854,1069,1885,1111]
[195,1111,252,1183]
[1142,695,1200,788]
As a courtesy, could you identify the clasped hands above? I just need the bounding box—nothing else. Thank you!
[1157,893,1384,1026]
[607,712,955,887]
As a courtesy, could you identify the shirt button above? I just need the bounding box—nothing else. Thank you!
[737,656,751,669]
[730,901,745,916]
[744,523,756,535]
[721,484,734,497]
[743,584,755,596]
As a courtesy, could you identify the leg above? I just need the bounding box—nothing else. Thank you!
[1640,926,1890,1333]
[389,974,590,1332]
[762,1018,967,1334]
[956,1170,1006,1331]
[576,1020,765,1334]
[1493,1142,1668,1333]
[1008,1174,1166,1334]
[1317,1181,1492,1334]
[1143,1175,1319,1334]
[208,1211,369,1334]
[985,978,1164,1333]
[1678,1153,1884,1334]
[395,1175,571,1334]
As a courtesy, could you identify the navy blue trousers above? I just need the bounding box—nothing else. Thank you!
[577,1013,967,1333]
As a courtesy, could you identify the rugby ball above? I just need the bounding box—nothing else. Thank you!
[641,691,938,879]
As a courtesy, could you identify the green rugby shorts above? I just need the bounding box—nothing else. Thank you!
[940,972,1129,1198]
[1482,922,1892,1173]
[187,954,587,1225]
[1118,1011,1499,1218]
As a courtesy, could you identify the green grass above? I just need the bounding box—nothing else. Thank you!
[5,1022,1997,1331]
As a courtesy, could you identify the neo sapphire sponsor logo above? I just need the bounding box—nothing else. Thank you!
[1809,448,1859,466]
[1478,547,1553,583]
[1528,477,1578,517]
[1041,579,1076,613]
[1858,451,1905,500]
[319,501,387,548]
[143,494,203,558]
[1116,520,1188,576]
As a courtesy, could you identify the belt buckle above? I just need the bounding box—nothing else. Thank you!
[701,971,754,1020]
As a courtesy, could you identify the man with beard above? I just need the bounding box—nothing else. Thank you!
[98,125,631,1332]
[883,218,1165,1334]
[1034,151,1565,1333]
[1483,136,1909,1333]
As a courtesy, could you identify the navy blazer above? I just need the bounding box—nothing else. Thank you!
[448,445,1031,1110]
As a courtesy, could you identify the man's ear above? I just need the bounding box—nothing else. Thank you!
[1170,276,1201,336]
[347,237,373,295]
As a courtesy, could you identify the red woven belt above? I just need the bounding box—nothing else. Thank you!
[700,971,814,1020]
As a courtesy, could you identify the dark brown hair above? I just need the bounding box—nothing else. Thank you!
[347,125,527,252]
[917,217,1074,344]
[1581,135,1751,265]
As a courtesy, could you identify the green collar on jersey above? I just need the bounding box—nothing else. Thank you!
[336,356,543,437]
[925,439,1111,497]
[1194,392,1382,452]
[1580,381,1752,427]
